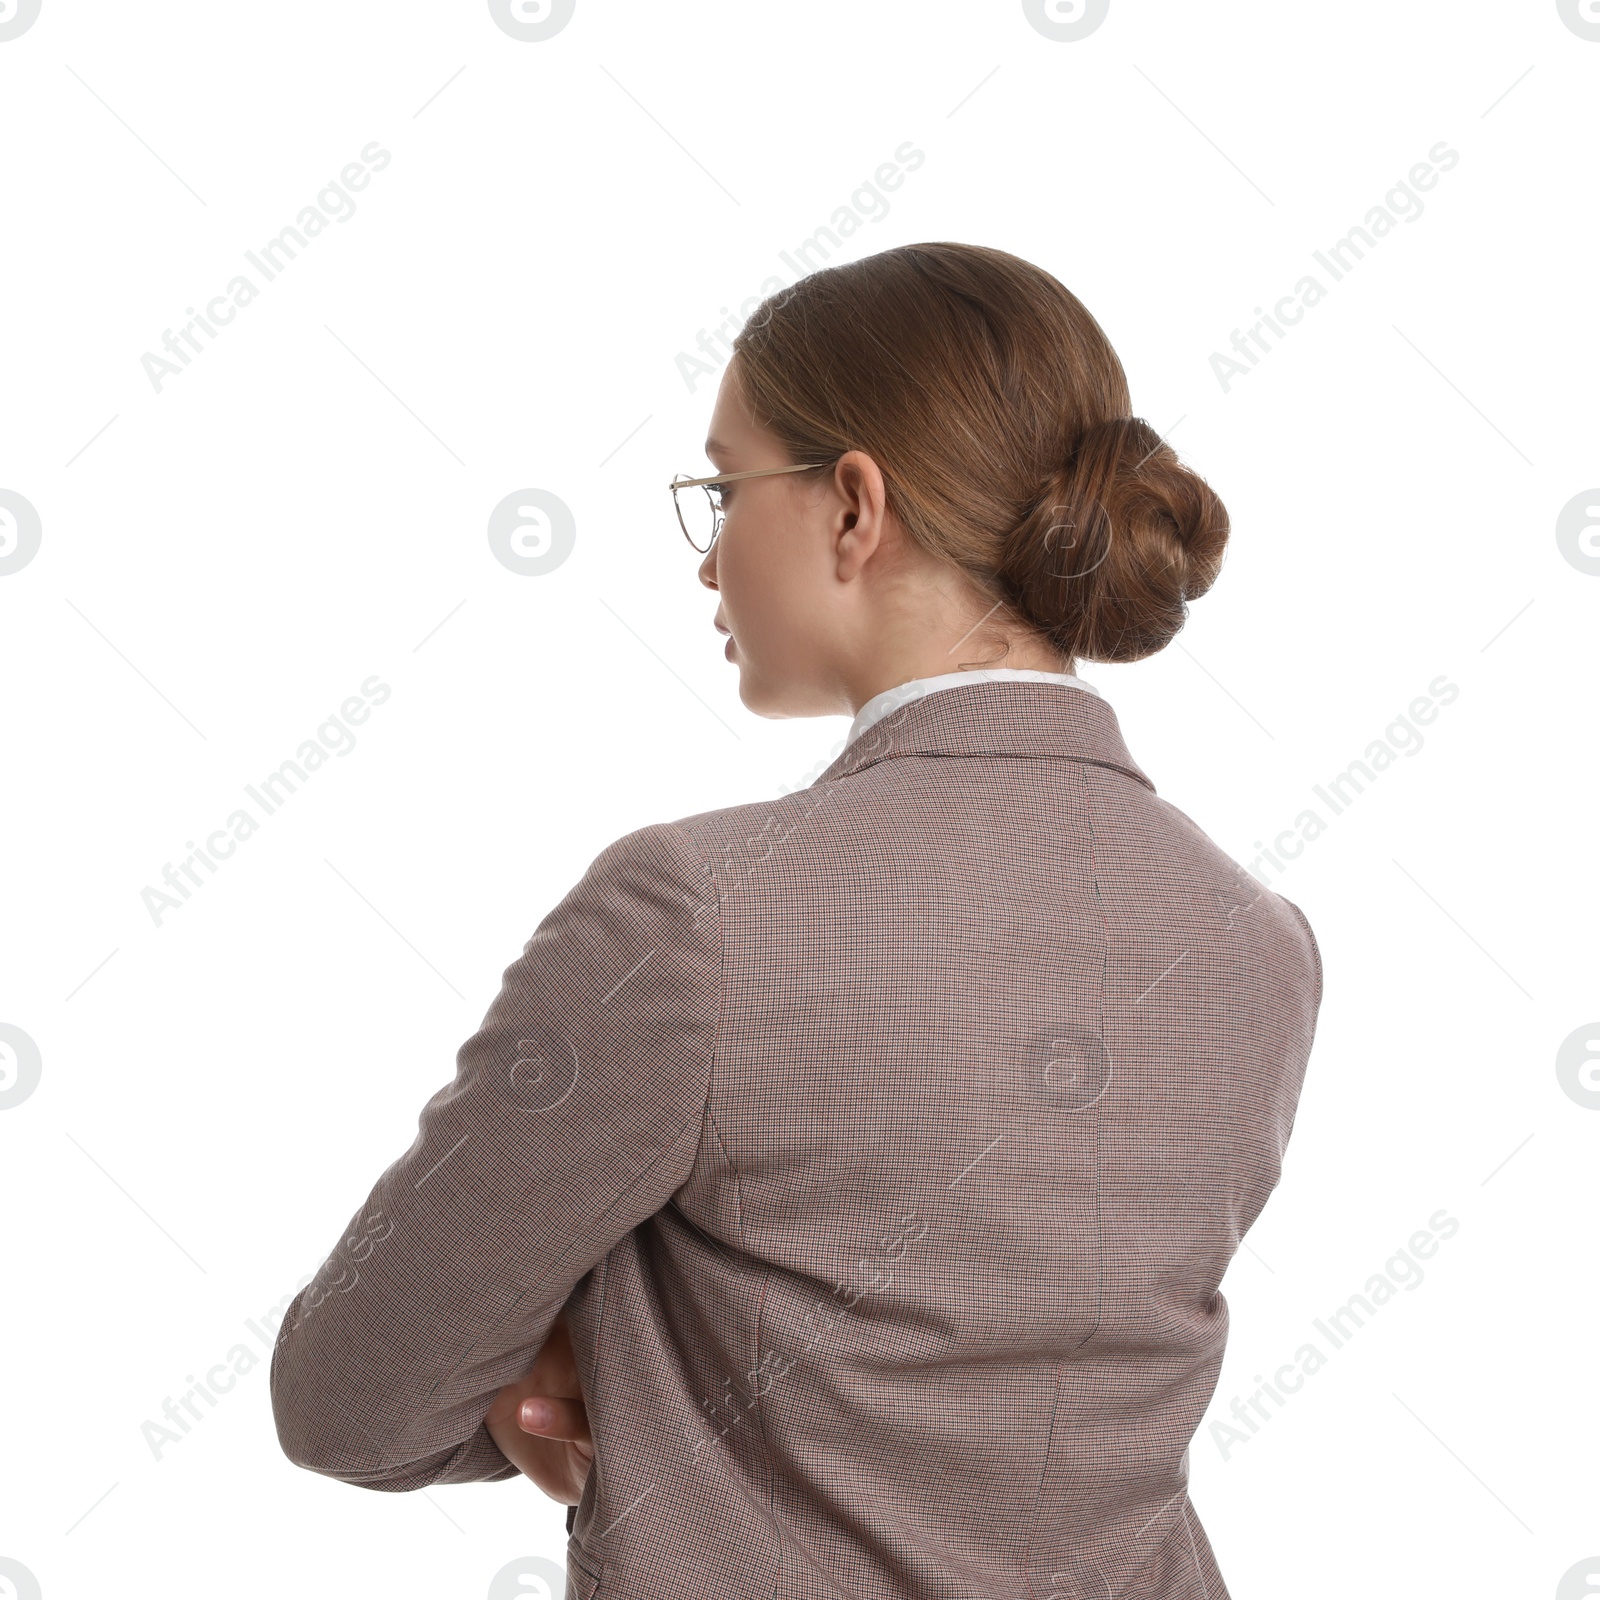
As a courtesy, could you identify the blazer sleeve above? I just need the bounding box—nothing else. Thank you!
[269,820,722,1491]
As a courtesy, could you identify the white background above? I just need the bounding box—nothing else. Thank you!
[1,1,1596,1596]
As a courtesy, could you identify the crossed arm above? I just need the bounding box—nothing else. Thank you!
[268,821,722,1495]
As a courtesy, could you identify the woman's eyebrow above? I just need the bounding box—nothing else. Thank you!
[704,436,731,460]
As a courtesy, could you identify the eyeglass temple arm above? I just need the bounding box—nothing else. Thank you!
[671,462,836,491]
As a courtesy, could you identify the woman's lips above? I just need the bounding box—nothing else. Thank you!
[724,635,735,659]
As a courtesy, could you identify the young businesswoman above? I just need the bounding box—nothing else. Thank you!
[272,242,1323,1600]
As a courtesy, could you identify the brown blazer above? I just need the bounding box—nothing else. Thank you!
[270,678,1322,1599]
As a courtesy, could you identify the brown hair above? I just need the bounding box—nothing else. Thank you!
[730,242,1228,668]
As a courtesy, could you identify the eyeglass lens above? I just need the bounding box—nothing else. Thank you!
[684,482,721,552]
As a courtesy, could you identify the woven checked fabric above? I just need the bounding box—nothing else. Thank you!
[271,678,1322,1599]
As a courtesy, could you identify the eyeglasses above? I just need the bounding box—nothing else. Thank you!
[670,461,838,553]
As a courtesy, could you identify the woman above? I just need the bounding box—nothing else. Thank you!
[271,242,1323,1600]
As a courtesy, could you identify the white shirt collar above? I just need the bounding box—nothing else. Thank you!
[845,668,1101,749]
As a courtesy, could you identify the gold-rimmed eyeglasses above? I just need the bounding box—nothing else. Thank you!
[670,461,838,553]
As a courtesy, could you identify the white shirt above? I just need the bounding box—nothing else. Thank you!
[845,668,1101,749]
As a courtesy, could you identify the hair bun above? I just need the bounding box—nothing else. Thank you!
[995,416,1229,664]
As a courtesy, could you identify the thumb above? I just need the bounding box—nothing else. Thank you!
[518,1394,592,1445]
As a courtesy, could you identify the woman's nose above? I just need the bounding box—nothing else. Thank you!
[698,542,718,590]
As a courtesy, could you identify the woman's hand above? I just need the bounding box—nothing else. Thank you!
[484,1313,594,1505]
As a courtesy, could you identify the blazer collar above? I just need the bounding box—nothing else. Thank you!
[811,678,1156,792]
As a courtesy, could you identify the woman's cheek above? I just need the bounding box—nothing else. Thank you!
[721,521,759,595]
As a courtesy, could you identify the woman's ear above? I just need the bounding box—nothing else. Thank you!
[830,450,890,581]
